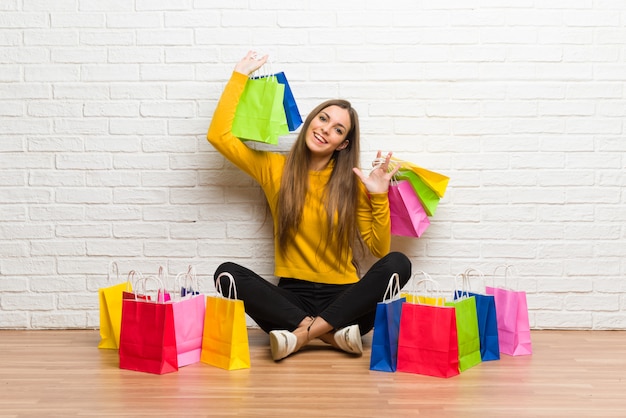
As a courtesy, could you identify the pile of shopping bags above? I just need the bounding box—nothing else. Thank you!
[232,70,302,145]
[370,265,532,378]
[98,263,250,375]
[387,158,450,238]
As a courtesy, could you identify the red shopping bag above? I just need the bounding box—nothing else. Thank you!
[485,265,532,356]
[388,180,430,238]
[397,303,459,378]
[397,274,459,378]
[119,276,178,374]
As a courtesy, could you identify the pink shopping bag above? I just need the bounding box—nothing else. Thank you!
[389,180,430,237]
[172,268,205,367]
[485,265,532,356]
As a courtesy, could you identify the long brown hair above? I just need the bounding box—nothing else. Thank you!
[277,99,364,272]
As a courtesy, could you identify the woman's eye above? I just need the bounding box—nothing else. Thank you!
[335,128,343,135]
[319,115,326,121]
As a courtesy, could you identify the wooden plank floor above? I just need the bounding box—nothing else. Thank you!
[0,329,625,417]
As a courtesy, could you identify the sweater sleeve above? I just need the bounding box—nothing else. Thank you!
[357,186,392,259]
[206,72,273,183]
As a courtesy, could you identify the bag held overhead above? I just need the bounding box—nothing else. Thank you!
[232,72,289,145]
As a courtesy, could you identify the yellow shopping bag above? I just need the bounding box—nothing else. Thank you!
[200,272,250,370]
[98,262,131,349]
[391,157,449,198]
[400,271,446,307]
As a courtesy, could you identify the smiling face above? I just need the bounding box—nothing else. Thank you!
[305,105,351,163]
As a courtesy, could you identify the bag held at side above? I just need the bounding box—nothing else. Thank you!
[388,179,430,238]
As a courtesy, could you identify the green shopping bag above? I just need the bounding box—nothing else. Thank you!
[445,287,482,372]
[390,157,449,198]
[395,169,440,216]
[232,76,288,145]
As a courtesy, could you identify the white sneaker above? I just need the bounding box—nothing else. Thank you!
[333,324,363,355]
[269,330,297,361]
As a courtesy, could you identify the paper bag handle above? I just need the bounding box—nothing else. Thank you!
[382,273,401,302]
[215,272,238,300]
[453,272,472,299]
[414,278,445,306]
[403,271,445,306]
[134,275,166,302]
[108,261,120,285]
[174,265,200,299]
[125,269,143,292]
[492,264,519,290]
[403,270,432,296]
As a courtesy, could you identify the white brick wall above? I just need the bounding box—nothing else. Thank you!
[1,2,625,330]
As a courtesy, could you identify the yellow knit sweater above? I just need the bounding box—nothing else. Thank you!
[207,72,391,284]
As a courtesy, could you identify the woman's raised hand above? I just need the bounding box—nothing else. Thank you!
[234,50,268,76]
[352,151,401,194]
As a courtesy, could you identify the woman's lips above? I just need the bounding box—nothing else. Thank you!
[313,132,327,144]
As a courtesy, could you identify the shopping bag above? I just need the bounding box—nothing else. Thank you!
[397,274,460,378]
[370,273,405,372]
[486,265,532,356]
[455,268,500,361]
[388,179,430,238]
[274,71,303,132]
[119,275,178,375]
[400,271,445,306]
[395,169,440,216]
[397,303,459,378]
[391,157,449,198]
[98,262,130,349]
[446,274,482,372]
[171,269,205,367]
[232,75,288,145]
[200,272,250,370]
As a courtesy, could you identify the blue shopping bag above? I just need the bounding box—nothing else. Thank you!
[370,274,405,372]
[274,72,302,132]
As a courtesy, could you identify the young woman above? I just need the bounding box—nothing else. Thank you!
[207,51,412,361]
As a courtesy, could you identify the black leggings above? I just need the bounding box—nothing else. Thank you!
[213,251,411,335]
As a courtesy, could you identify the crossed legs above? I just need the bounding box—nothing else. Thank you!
[214,252,412,360]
